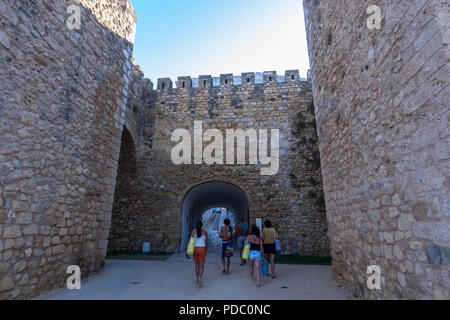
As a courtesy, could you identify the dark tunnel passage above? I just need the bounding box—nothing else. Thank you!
[180,182,249,251]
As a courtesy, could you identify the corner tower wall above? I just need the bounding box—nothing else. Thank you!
[303,0,449,299]
[0,0,137,299]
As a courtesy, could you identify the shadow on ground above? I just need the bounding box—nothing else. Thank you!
[36,250,352,300]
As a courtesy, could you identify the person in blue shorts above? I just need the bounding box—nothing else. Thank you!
[245,225,264,287]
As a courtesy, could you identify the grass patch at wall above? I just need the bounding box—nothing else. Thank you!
[274,255,332,265]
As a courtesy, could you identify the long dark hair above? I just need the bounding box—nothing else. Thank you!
[250,225,260,238]
[196,221,203,238]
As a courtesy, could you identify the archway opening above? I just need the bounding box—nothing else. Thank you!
[180,182,249,251]
[107,126,138,252]
[201,207,236,252]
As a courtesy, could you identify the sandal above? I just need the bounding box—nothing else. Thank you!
[222,270,226,274]
[225,271,231,275]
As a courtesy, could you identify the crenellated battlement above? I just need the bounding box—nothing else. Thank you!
[156,70,309,90]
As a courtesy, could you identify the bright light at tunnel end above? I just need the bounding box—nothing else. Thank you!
[170,121,280,176]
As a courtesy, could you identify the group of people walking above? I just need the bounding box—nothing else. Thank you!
[186,219,279,288]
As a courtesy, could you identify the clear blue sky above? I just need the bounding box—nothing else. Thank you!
[129,0,310,83]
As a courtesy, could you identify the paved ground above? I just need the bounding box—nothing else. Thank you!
[37,250,352,300]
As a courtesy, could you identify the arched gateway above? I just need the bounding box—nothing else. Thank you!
[180,181,250,250]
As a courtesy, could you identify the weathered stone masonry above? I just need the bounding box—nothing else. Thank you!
[0,0,137,299]
[108,69,330,258]
[303,0,449,299]
[1,0,448,301]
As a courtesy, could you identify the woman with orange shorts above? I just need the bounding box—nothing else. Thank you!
[187,221,208,287]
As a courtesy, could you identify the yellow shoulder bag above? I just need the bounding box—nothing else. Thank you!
[187,236,195,256]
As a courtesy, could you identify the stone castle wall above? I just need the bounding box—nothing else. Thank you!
[2,0,447,301]
[303,0,449,299]
[0,0,137,299]
[108,70,331,257]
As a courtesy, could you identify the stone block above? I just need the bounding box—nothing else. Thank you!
[3,226,21,239]
[0,277,14,292]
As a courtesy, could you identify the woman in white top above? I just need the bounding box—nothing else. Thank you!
[187,221,208,287]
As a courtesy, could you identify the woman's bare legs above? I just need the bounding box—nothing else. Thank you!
[249,259,255,281]
[270,254,276,278]
[198,261,205,287]
[195,261,200,284]
[254,259,261,287]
